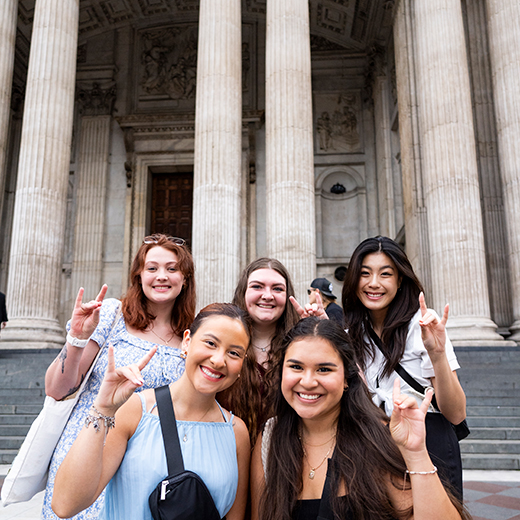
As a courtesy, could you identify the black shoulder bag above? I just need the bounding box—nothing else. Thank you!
[366,327,467,499]
[148,386,222,520]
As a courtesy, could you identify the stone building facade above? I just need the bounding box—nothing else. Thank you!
[0,0,518,349]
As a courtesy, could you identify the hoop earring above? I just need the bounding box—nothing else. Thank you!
[180,350,187,360]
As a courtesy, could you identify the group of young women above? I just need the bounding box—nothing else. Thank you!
[45,233,471,520]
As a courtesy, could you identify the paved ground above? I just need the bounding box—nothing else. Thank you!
[1,467,519,519]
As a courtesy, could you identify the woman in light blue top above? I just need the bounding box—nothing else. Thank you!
[51,303,252,520]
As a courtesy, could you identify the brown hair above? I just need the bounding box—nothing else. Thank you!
[222,258,299,440]
[121,235,196,336]
[260,318,470,520]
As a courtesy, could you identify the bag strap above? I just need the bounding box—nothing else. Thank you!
[366,326,440,411]
[155,385,185,476]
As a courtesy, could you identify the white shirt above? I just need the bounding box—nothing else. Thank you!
[363,309,460,416]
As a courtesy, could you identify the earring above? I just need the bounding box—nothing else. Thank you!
[180,350,187,360]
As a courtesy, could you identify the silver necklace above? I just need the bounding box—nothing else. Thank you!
[181,405,213,442]
[252,342,270,353]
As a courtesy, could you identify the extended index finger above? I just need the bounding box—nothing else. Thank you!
[419,292,427,316]
[95,284,108,303]
[289,296,305,318]
[74,287,85,309]
[137,345,157,371]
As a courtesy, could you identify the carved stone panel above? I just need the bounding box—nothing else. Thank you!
[313,91,363,154]
[135,23,198,113]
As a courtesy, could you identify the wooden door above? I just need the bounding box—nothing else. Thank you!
[151,172,193,246]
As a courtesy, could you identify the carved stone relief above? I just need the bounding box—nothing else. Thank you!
[136,24,198,112]
[77,83,116,116]
[314,92,362,154]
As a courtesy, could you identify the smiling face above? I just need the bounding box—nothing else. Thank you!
[140,246,185,308]
[356,252,400,325]
[281,337,346,424]
[182,315,249,395]
[244,268,287,327]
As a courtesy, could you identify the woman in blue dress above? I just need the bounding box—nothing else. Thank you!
[52,303,252,520]
[42,234,196,520]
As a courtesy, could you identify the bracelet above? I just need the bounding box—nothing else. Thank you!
[85,406,116,445]
[66,332,90,348]
[403,465,437,491]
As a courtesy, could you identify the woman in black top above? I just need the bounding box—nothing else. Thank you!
[250,318,470,520]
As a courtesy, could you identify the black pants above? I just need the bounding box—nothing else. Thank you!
[425,412,463,500]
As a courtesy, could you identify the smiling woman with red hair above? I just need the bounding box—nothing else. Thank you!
[42,234,196,520]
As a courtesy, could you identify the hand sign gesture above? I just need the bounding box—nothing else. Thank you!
[93,344,157,417]
[418,292,449,358]
[69,285,108,339]
[389,378,432,453]
[289,290,329,320]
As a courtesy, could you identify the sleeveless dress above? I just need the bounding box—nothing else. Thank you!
[101,393,238,520]
[42,299,186,520]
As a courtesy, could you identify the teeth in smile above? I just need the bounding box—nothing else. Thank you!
[201,366,222,379]
[367,293,382,297]
[258,304,274,308]
[298,393,320,400]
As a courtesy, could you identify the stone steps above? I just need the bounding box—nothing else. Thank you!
[461,453,520,470]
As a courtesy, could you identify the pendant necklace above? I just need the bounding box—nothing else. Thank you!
[302,443,334,479]
[252,342,270,353]
[149,326,173,345]
[182,404,213,442]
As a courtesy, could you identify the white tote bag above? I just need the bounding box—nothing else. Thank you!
[1,305,122,506]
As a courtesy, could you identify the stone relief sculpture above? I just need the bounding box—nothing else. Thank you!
[315,92,361,153]
[140,25,198,101]
[77,83,117,116]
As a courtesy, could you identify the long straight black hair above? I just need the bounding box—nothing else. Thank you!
[341,236,423,378]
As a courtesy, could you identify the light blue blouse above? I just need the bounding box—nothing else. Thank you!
[101,393,238,520]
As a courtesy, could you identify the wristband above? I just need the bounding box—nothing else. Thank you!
[66,332,90,348]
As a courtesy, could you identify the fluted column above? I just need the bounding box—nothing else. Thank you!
[485,0,520,342]
[2,0,79,349]
[0,0,18,225]
[393,0,432,294]
[414,0,504,344]
[265,0,316,302]
[192,0,242,309]
[71,115,111,300]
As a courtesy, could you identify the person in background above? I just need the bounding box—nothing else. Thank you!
[308,278,344,324]
[0,291,7,331]
[42,234,196,520]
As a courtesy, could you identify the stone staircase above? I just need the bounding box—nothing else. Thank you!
[0,347,519,468]
[457,346,520,470]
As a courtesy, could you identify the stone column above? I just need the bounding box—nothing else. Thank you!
[2,0,79,349]
[70,115,112,301]
[0,0,18,225]
[413,0,504,344]
[265,0,316,302]
[393,0,433,294]
[192,0,242,309]
[485,0,520,341]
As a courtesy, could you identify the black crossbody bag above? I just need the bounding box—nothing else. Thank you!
[148,386,222,520]
[366,326,470,440]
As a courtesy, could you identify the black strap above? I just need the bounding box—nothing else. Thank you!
[366,326,440,411]
[317,451,336,520]
[155,386,185,476]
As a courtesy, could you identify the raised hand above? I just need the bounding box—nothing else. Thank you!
[289,290,329,320]
[418,292,449,358]
[389,378,431,453]
[69,285,108,339]
[93,344,157,416]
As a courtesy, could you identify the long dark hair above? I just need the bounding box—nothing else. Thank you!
[223,258,299,440]
[342,236,423,378]
[121,235,196,336]
[260,318,470,520]
[261,318,409,520]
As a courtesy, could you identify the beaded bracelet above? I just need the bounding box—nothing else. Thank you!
[403,465,437,490]
[85,406,116,445]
